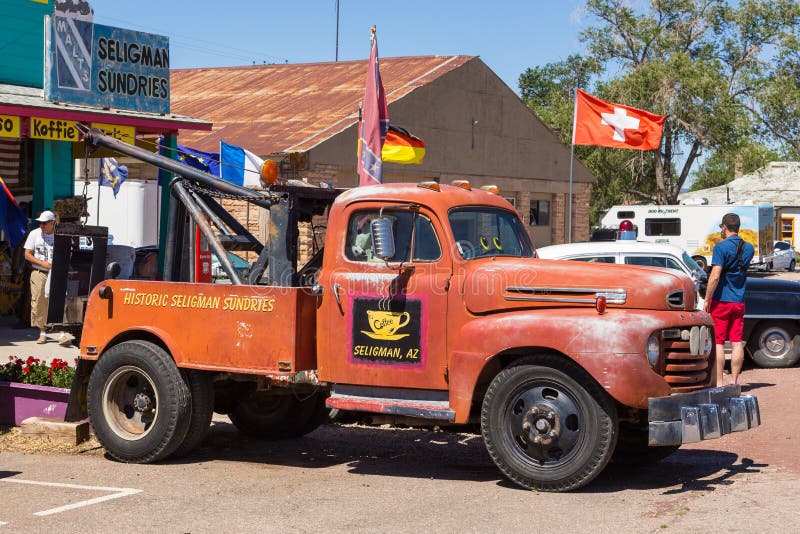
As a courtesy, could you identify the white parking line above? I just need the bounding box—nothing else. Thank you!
[0,478,142,517]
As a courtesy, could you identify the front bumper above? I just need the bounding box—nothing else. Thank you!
[648,384,760,446]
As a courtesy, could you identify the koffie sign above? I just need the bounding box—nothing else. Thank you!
[351,297,423,365]
[44,16,170,113]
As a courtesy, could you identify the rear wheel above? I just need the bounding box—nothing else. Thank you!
[172,370,215,458]
[481,355,617,492]
[229,390,328,439]
[87,341,191,463]
[788,259,796,272]
[748,321,800,368]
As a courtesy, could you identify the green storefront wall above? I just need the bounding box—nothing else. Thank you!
[0,0,53,88]
[32,139,74,218]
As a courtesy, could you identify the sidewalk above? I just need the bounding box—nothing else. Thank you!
[0,315,80,366]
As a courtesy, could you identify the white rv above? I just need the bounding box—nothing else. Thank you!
[598,204,774,270]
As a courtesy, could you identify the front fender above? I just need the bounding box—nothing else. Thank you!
[448,308,712,420]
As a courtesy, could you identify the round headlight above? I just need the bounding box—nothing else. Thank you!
[646,334,660,367]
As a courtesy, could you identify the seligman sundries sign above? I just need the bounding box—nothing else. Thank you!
[43,2,170,114]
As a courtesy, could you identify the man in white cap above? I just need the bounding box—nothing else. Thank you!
[23,210,70,345]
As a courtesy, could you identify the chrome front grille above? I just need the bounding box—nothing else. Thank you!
[660,339,710,392]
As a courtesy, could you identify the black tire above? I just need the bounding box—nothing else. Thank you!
[481,355,618,492]
[87,340,191,463]
[693,256,708,272]
[229,390,327,439]
[613,423,679,465]
[788,259,796,272]
[748,321,800,368]
[171,370,215,458]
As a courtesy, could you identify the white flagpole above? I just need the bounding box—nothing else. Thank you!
[568,87,579,244]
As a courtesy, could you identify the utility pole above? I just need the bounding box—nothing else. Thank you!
[335,0,340,61]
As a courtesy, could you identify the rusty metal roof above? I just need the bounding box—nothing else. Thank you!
[170,55,474,154]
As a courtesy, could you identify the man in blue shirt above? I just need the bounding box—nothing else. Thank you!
[703,213,755,386]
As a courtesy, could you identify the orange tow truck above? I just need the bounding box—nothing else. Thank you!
[67,128,761,492]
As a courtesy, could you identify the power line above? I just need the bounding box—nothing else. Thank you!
[93,15,288,64]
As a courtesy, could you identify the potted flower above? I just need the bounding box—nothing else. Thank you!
[0,356,76,426]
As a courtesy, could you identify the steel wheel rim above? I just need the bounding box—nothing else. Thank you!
[760,328,791,359]
[503,380,586,468]
[102,365,159,440]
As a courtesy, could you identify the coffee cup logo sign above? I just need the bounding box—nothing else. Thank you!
[351,297,423,365]
[363,310,410,340]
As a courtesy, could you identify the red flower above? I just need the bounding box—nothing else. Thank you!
[23,367,29,374]
[26,356,35,365]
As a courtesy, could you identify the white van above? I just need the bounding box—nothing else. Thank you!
[598,204,774,271]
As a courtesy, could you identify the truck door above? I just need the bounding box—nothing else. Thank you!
[317,205,451,391]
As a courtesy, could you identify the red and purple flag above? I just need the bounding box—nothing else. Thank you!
[357,26,389,186]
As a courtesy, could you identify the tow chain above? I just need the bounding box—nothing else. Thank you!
[179,178,278,203]
[80,143,96,225]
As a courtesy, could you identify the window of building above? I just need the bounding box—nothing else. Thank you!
[644,218,680,236]
[529,200,550,226]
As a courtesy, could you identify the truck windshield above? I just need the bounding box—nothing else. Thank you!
[448,208,533,259]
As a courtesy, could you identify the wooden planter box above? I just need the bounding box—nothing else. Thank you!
[0,381,70,427]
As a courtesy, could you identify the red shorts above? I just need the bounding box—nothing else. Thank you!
[709,300,745,344]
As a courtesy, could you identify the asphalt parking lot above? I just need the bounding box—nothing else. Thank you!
[1,271,798,532]
[1,361,799,533]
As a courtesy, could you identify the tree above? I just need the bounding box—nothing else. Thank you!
[520,0,800,208]
[689,143,780,191]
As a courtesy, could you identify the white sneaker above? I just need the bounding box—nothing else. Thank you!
[58,333,72,347]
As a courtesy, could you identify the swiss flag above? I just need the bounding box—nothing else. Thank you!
[572,89,665,150]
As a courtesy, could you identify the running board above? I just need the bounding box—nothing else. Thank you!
[327,385,455,421]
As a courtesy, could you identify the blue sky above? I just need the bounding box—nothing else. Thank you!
[87,0,589,94]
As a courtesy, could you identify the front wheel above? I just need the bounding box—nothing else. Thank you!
[748,321,800,368]
[87,341,191,463]
[788,259,796,272]
[481,356,617,492]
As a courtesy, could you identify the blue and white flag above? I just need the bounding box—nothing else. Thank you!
[99,157,128,198]
[220,141,264,187]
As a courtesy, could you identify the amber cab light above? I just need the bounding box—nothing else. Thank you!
[480,185,500,195]
[260,159,279,185]
[418,181,441,192]
[451,180,472,190]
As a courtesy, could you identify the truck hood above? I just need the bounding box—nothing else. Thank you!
[461,258,696,314]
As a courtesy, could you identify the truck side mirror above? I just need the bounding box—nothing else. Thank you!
[371,217,395,261]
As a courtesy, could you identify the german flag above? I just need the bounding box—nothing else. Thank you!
[382,125,425,164]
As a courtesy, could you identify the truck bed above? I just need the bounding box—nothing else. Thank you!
[80,280,316,374]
